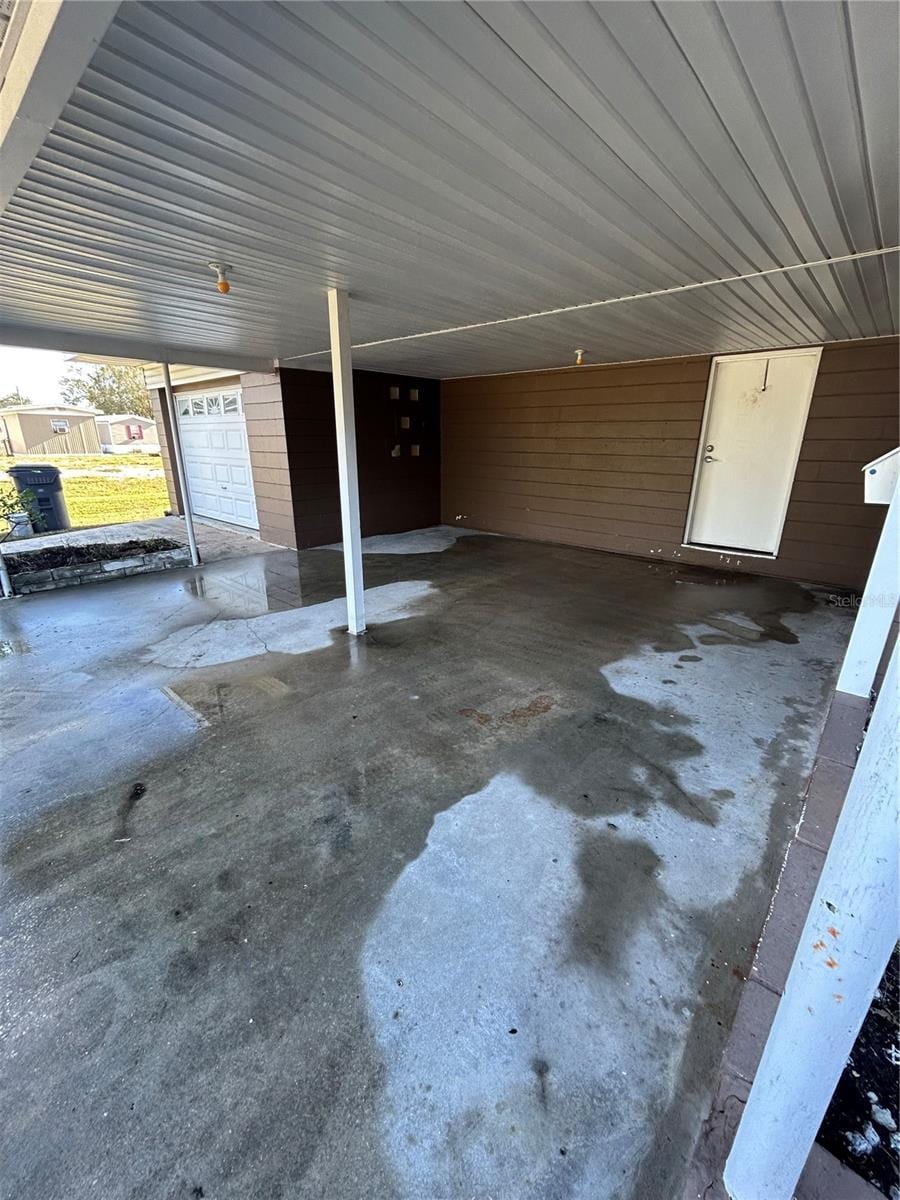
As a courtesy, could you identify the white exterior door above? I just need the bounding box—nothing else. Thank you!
[685,348,822,555]
[175,388,259,530]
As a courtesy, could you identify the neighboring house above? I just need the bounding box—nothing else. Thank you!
[94,413,159,453]
[0,405,100,455]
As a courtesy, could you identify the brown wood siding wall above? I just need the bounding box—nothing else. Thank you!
[243,371,297,548]
[441,337,898,590]
[280,367,441,548]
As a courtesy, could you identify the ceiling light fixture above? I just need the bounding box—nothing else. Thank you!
[208,261,232,295]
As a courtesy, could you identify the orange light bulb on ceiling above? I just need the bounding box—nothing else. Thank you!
[209,261,232,295]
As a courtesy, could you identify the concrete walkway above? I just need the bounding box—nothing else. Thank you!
[1,514,286,564]
[0,531,853,1200]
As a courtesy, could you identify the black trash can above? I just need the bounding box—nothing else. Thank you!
[8,464,71,532]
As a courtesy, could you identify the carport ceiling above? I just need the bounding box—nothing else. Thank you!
[1,0,898,377]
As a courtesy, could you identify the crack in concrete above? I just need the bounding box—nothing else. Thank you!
[244,621,274,657]
[144,608,226,667]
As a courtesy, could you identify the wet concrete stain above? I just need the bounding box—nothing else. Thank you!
[0,533,849,1200]
[537,678,725,826]
[627,669,834,1200]
[532,1058,551,1108]
[697,612,800,645]
[115,780,146,842]
[571,832,664,969]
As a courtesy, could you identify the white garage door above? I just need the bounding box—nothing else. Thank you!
[175,388,259,529]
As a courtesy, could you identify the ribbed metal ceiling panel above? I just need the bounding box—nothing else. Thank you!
[0,0,897,375]
[292,255,899,378]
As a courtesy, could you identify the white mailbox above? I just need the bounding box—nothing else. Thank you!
[861,447,899,505]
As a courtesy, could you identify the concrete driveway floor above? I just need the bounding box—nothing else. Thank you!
[0,528,853,1200]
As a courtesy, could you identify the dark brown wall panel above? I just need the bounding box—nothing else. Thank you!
[280,368,440,548]
[442,338,899,589]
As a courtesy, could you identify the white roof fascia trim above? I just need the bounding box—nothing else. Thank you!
[0,0,31,91]
[0,0,120,213]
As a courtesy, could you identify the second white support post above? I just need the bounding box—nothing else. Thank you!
[327,288,365,635]
[161,362,200,568]
[836,482,898,697]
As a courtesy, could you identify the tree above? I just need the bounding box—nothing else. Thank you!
[0,390,31,408]
[60,363,152,418]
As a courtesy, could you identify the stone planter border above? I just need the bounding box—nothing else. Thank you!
[9,546,192,594]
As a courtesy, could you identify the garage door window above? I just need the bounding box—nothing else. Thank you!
[176,391,243,418]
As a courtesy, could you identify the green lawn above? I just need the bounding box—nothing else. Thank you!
[0,453,170,530]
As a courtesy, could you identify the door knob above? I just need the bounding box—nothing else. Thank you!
[704,455,716,463]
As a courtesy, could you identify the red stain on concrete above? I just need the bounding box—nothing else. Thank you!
[459,695,555,729]
[458,707,492,727]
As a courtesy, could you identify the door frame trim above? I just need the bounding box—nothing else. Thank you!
[683,345,823,556]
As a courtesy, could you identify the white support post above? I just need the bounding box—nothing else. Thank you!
[724,642,899,1200]
[836,483,898,697]
[161,363,200,568]
[0,548,12,599]
[327,288,365,635]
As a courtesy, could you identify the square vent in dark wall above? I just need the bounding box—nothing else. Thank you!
[279,368,440,548]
